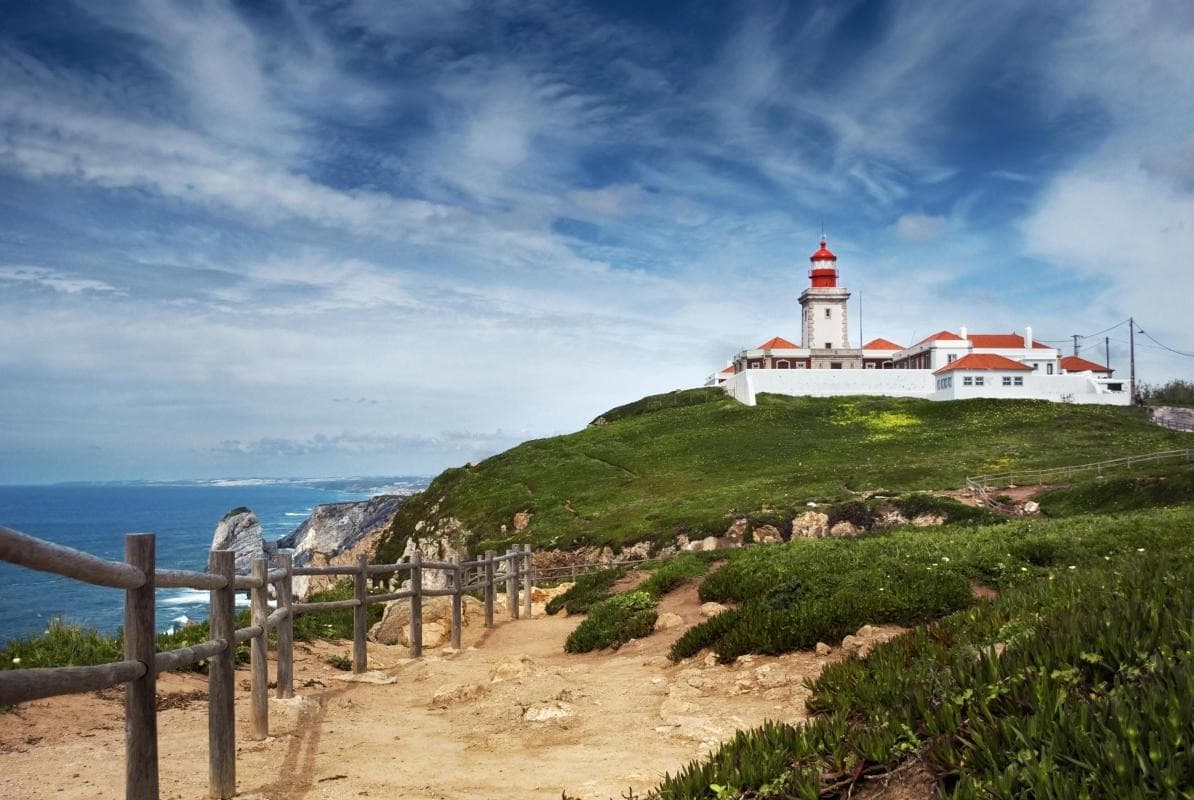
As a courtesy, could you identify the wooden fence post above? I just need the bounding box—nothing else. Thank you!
[208,549,236,799]
[275,552,294,700]
[451,555,463,650]
[249,558,269,740]
[124,533,158,800]
[523,544,533,619]
[483,550,495,628]
[506,546,519,620]
[410,550,423,658]
[353,554,368,674]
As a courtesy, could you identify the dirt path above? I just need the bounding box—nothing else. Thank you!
[0,585,899,800]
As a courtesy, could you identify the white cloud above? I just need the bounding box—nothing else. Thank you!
[894,214,948,241]
[0,265,120,294]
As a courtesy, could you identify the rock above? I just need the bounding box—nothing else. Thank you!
[431,682,488,705]
[815,642,832,656]
[753,524,782,545]
[910,514,946,527]
[724,518,748,545]
[829,520,859,537]
[279,494,405,569]
[654,612,684,631]
[702,653,718,667]
[1022,500,1040,514]
[331,671,397,685]
[490,654,535,682]
[856,624,876,637]
[211,508,268,573]
[791,511,829,539]
[660,696,699,717]
[700,602,727,618]
[754,664,788,689]
[523,702,573,722]
[735,654,755,665]
[421,622,447,649]
[841,634,865,655]
[620,541,653,560]
[512,510,533,531]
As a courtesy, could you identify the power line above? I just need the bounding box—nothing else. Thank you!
[1136,327,1194,358]
[1078,319,1131,340]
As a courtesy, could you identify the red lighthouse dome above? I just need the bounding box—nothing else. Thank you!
[808,238,838,287]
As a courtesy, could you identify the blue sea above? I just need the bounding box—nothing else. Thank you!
[0,478,426,644]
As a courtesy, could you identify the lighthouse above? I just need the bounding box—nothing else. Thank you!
[798,239,854,363]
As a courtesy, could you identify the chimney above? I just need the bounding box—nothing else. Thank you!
[1025,326,1033,348]
[959,325,968,341]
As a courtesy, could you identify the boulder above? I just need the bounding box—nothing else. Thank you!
[654,612,684,631]
[369,596,490,645]
[211,508,268,573]
[724,518,749,545]
[512,510,533,531]
[700,602,728,618]
[815,642,832,657]
[910,514,945,527]
[829,521,859,537]
[1022,500,1040,514]
[490,654,535,682]
[523,702,573,722]
[421,622,447,649]
[753,524,783,545]
[431,682,488,705]
[791,511,829,539]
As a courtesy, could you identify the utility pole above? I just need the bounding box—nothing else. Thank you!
[1105,336,1110,371]
[1071,334,1080,356]
[1129,317,1136,405]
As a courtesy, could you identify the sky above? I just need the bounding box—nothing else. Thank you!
[2,0,1193,484]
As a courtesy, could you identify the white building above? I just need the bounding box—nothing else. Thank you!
[708,239,1129,406]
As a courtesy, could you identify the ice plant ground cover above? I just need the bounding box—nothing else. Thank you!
[647,505,1194,798]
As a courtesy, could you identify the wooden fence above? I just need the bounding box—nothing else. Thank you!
[0,526,538,799]
[965,447,1194,513]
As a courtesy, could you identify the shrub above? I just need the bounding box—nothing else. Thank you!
[292,579,385,641]
[546,566,625,615]
[564,591,658,652]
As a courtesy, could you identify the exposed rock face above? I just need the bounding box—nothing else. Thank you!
[211,508,270,573]
[753,524,783,545]
[276,495,406,598]
[512,510,533,531]
[829,520,860,537]
[791,511,830,539]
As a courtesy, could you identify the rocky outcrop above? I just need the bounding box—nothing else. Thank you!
[211,508,271,573]
[277,495,406,598]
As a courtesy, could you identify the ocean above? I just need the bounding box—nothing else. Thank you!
[0,479,426,644]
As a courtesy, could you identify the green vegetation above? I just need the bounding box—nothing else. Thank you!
[292,579,386,641]
[1142,378,1194,408]
[376,392,1187,561]
[546,567,627,615]
[673,507,1194,663]
[652,543,1194,799]
[324,653,353,671]
[564,553,713,653]
[1038,462,1194,517]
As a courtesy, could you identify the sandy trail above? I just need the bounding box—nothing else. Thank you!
[1,582,895,800]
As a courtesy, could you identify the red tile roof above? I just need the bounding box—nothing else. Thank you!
[912,330,964,348]
[969,333,1050,349]
[1060,355,1111,373]
[862,337,904,351]
[719,363,738,375]
[809,238,836,261]
[933,353,1034,375]
[757,336,799,350]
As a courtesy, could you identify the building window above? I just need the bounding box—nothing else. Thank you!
[963,376,973,386]
[1014,376,1023,386]
[865,363,875,369]
[776,360,790,369]
[824,342,832,349]
[748,360,760,369]
[824,308,832,318]
[975,376,985,386]
[1002,376,1012,386]
[948,354,957,363]
[1047,363,1054,375]
[830,362,842,369]
[795,362,806,369]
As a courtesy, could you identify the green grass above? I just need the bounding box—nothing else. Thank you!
[563,553,714,653]
[671,506,1194,663]
[1038,462,1194,517]
[376,392,1188,561]
[651,545,1194,799]
[545,566,627,615]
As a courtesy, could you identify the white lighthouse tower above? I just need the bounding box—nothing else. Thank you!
[798,239,858,367]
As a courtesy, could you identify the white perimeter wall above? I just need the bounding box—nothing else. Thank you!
[723,369,935,405]
[723,369,1131,406]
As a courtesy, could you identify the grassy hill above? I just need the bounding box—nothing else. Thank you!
[377,390,1190,560]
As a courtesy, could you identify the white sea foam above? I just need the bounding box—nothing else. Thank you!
[160,589,251,608]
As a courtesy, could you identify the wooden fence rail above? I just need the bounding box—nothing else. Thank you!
[0,527,541,799]
[965,447,1194,512]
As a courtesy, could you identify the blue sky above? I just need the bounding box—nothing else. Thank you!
[2,0,1193,483]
